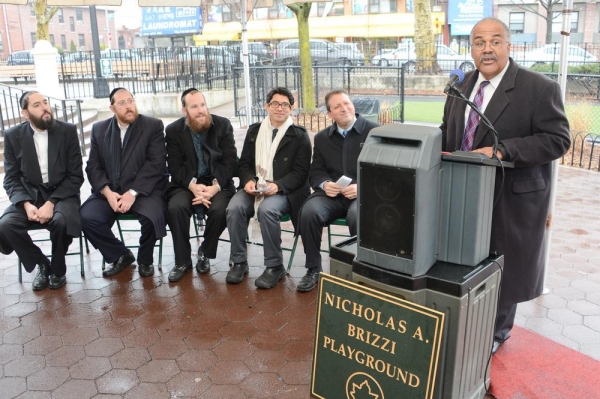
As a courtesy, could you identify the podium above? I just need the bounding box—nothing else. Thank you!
[313,124,513,398]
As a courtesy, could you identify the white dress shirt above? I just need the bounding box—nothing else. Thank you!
[31,124,49,183]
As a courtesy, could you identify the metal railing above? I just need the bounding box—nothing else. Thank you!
[233,64,406,126]
[0,83,86,155]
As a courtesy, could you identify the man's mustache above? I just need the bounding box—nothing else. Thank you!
[480,54,498,62]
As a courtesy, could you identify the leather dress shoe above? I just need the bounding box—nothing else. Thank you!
[32,263,50,291]
[103,250,135,277]
[168,261,192,282]
[48,274,67,290]
[196,249,210,274]
[297,267,322,292]
[492,339,506,355]
[226,261,249,284]
[255,265,286,289]
[138,263,154,277]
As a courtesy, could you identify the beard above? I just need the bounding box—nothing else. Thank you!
[117,108,139,125]
[186,112,212,133]
[29,111,54,131]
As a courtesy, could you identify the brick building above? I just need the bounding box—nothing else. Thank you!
[0,3,115,59]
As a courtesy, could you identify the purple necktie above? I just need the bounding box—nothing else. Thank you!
[461,81,490,151]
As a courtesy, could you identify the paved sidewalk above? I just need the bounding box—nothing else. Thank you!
[0,109,599,397]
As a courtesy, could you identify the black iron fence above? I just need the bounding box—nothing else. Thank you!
[233,64,406,126]
[0,83,86,155]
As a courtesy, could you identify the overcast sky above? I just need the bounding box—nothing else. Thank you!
[114,0,142,30]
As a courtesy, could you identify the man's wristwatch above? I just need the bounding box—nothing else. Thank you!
[212,179,221,192]
[129,189,138,198]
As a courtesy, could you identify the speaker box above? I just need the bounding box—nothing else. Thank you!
[357,124,442,276]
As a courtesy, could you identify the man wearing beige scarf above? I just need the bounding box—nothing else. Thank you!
[226,87,311,289]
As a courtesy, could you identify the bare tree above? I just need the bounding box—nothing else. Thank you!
[33,0,60,42]
[509,0,562,44]
[286,2,315,110]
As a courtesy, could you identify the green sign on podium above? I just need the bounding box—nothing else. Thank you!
[311,274,445,399]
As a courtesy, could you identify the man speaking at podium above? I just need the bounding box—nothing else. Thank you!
[440,17,570,354]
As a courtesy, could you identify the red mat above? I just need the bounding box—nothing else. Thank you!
[489,326,600,399]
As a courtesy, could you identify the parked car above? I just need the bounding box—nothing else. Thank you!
[231,42,272,65]
[7,50,34,65]
[334,42,366,65]
[514,44,598,68]
[371,44,475,73]
[274,39,365,66]
[100,49,140,61]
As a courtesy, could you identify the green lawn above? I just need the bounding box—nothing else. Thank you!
[404,100,445,123]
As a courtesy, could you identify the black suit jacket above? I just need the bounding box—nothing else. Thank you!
[238,122,312,229]
[2,120,84,237]
[83,114,168,238]
[164,115,237,195]
[309,114,379,191]
[440,59,571,304]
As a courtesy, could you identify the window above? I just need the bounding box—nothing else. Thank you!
[78,34,85,48]
[553,11,579,33]
[0,33,3,52]
[49,34,55,46]
[70,16,75,31]
[222,5,232,22]
[353,0,396,15]
[58,9,64,23]
[31,32,36,47]
[255,0,291,20]
[314,1,344,17]
[61,34,66,50]
[509,12,524,34]
[76,9,83,23]
[30,3,35,17]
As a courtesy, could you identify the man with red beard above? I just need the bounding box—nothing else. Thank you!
[0,91,83,290]
[81,88,167,278]
[164,88,237,282]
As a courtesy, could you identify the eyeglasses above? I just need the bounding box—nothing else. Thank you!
[472,40,507,51]
[115,98,135,107]
[268,101,291,109]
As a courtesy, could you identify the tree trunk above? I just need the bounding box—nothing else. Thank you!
[34,0,59,42]
[287,3,315,110]
[413,0,440,74]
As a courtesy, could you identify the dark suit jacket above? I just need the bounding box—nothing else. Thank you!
[440,59,571,304]
[309,114,379,191]
[2,120,84,237]
[164,115,237,195]
[83,114,168,238]
[238,122,312,229]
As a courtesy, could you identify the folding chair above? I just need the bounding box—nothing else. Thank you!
[17,225,85,283]
[99,214,164,270]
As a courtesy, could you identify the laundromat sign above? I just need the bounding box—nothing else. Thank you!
[311,274,445,399]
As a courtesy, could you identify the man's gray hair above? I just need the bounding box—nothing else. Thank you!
[470,17,511,43]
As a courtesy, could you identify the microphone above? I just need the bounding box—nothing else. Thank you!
[444,69,464,94]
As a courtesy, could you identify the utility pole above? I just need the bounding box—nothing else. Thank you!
[90,6,110,98]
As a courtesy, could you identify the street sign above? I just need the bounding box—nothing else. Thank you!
[311,274,445,399]
[100,58,113,77]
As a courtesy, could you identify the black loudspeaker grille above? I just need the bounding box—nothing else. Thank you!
[359,162,416,259]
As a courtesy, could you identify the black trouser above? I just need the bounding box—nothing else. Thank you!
[81,198,157,265]
[0,205,72,276]
[167,187,233,265]
[494,301,518,343]
[299,194,357,270]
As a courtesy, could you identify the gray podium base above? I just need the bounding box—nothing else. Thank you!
[330,237,502,399]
